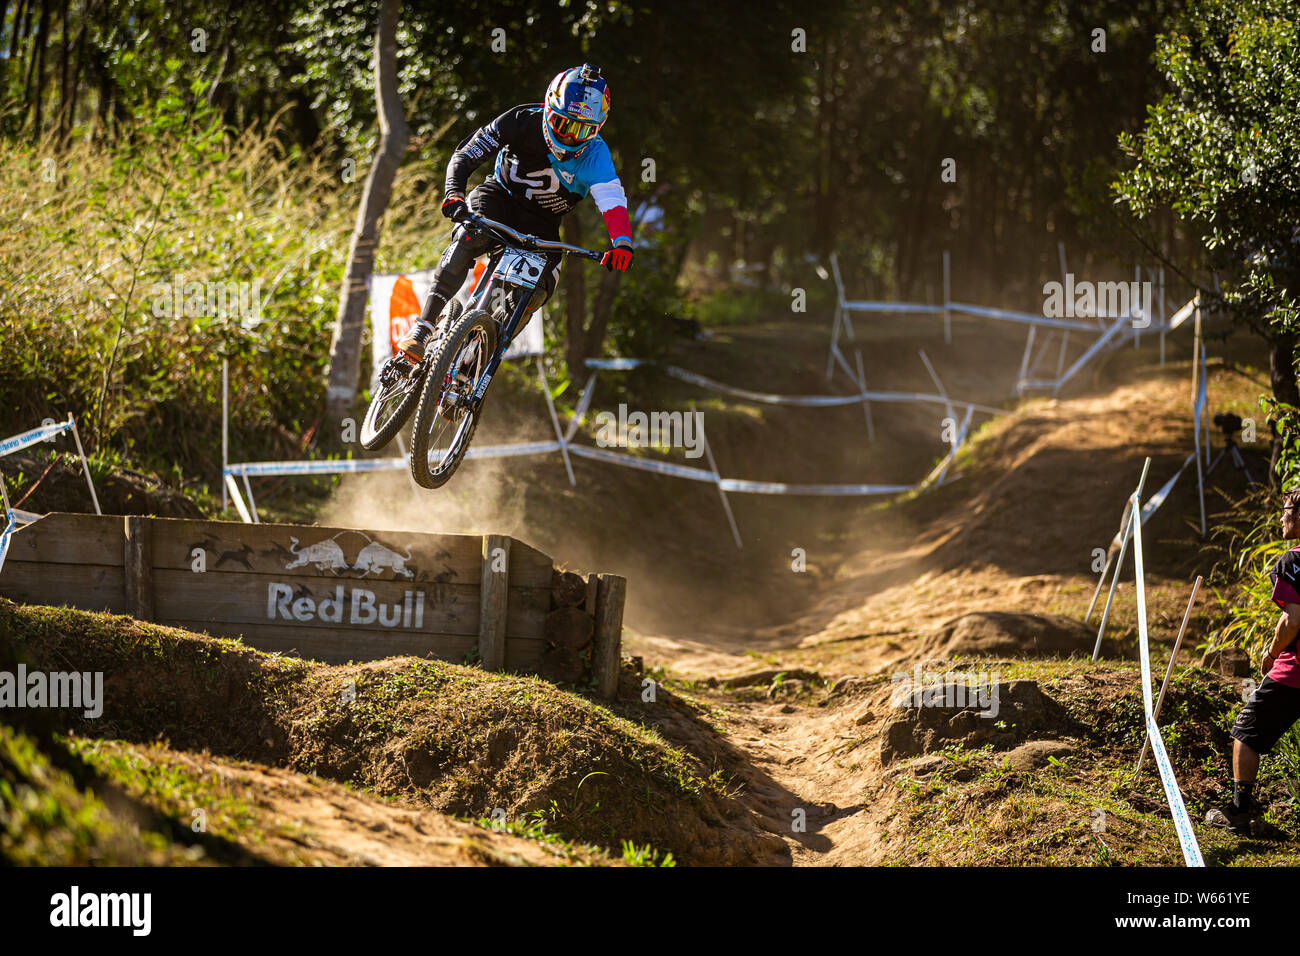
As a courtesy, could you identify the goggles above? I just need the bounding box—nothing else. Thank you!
[548,110,599,146]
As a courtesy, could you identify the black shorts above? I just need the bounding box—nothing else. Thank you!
[1229,676,1300,754]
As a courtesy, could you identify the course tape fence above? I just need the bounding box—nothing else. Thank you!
[0,509,14,574]
[585,358,1008,415]
[0,415,102,569]
[222,352,991,531]
[1129,490,1206,867]
[0,417,74,458]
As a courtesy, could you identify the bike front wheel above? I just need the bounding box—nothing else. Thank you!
[408,308,498,489]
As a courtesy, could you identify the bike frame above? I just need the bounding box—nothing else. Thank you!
[452,212,601,408]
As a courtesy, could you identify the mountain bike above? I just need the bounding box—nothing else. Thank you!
[392,212,600,488]
[359,213,598,479]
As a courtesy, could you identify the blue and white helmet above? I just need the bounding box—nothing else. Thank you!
[542,64,610,162]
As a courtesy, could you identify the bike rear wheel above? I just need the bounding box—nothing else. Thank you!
[409,308,498,489]
[359,359,425,450]
[359,301,461,451]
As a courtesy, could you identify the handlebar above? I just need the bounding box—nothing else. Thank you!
[463,211,603,262]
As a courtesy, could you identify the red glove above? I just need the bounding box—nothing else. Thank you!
[442,194,469,222]
[601,242,634,272]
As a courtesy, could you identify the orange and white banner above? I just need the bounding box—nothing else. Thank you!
[367,262,545,387]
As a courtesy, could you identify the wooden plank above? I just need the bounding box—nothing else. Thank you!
[4,514,556,586]
[151,568,475,634]
[584,572,598,613]
[148,518,485,583]
[591,574,627,699]
[0,560,127,613]
[479,534,509,671]
[504,586,548,640]
[124,515,154,621]
[161,618,477,665]
[3,513,124,566]
[141,517,555,587]
[545,607,593,649]
[148,568,549,640]
[504,638,546,674]
[506,537,555,589]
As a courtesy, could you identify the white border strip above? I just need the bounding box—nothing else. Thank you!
[1129,491,1206,867]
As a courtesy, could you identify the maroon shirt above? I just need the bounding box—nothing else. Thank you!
[1267,545,1300,688]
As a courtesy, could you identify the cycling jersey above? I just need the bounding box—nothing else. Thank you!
[445,104,633,246]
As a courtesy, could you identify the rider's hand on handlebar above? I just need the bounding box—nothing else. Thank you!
[601,240,634,272]
[441,194,469,223]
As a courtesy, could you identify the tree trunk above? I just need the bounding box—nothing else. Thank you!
[30,0,50,140]
[0,1,10,90]
[585,268,620,365]
[562,212,588,387]
[1270,331,1299,488]
[9,0,30,82]
[324,0,409,430]
[56,0,69,138]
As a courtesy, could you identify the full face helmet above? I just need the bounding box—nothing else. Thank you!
[543,64,610,162]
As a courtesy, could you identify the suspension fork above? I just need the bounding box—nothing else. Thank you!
[468,278,535,407]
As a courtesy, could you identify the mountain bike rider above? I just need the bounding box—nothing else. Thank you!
[395,63,635,362]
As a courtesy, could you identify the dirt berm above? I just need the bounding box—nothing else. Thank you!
[0,599,786,865]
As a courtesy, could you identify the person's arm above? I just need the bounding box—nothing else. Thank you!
[589,178,633,270]
[1265,602,1300,672]
[443,112,511,213]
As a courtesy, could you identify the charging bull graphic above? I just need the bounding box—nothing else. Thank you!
[281,531,417,579]
[285,536,349,574]
[353,541,414,579]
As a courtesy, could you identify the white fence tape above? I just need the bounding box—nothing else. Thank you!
[0,418,73,458]
[9,509,41,526]
[590,359,1008,416]
[946,301,1100,332]
[1168,295,1199,331]
[0,415,102,517]
[464,440,563,460]
[567,443,718,483]
[718,478,914,496]
[0,511,15,574]
[840,300,944,315]
[225,457,406,477]
[1129,492,1206,867]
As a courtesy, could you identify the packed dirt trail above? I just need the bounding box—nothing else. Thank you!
[306,308,1265,865]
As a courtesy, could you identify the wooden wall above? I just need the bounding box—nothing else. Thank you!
[0,514,624,694]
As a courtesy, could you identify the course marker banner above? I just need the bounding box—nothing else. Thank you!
[368,265,544,390]
[1129,492,1206,867]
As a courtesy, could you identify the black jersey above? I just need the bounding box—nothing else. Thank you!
[445,104,626,240]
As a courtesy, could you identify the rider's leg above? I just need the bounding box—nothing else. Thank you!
[419,225,496,324]
[397,227,496,361]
